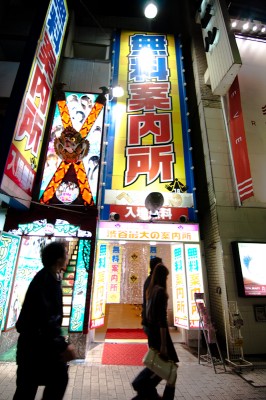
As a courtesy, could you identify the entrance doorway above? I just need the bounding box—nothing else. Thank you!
[92,241,176,342]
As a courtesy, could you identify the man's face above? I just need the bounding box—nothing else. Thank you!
[60,248,69,272]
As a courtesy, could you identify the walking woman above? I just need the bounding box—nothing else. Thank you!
[132,263,179,400]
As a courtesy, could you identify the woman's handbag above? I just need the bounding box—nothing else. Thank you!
[142,347,178,385]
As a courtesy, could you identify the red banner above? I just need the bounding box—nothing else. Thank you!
[228,76,254,202]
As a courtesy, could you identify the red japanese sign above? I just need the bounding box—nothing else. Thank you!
[228,76,254,202]
[1,0,68,208]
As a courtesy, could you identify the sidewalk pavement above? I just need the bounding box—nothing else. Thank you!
[1,342,266,400]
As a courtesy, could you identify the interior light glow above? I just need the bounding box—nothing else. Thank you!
[231,21,237,28]
[252,25,258,31]
[243,22,249,30]
[261,26,266,33]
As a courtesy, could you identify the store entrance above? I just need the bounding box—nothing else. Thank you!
[93,241,175,342]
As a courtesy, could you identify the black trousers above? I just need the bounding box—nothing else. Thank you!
[13,362,69,400]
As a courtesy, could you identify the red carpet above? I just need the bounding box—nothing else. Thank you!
[102,343,148,365]
[105,328,147,340]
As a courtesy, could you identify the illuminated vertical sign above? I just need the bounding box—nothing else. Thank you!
[106,244,122,303]
[172,244,189,329]
[0,233,20,331]
[103,31,196,222]
[69,240,90,332]
[172,243,204,330]
[90,242,109,328]
[184,243,204,329]
[197,0,241,95]
[228,77,254,202]
[1,0,68,208]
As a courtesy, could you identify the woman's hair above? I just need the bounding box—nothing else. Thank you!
[149,256,162,273]
[146,263,169,299]
[41,241,66,269]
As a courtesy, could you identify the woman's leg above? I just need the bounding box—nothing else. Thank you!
[132,368,162,399]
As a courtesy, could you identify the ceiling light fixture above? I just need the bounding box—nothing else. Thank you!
[144,1,158,19]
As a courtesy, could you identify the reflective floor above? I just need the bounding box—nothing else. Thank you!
[93,303,182,342]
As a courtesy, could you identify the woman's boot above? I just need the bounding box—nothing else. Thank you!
[162,384,175,400]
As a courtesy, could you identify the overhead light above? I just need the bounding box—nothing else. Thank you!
[231,21,237,28]
[108,85,124,101]
[144,2,158,19]
[261,26,266,33]
[242,22,249,30]
[112,85,124,98]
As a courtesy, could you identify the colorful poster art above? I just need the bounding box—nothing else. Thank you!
[102,31,196,222]
[39,91,104,206]
[5,236,45,330]
[69,240,90,331]
[0,233,20,331]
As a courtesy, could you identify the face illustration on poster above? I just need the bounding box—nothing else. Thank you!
[39,92,103,204]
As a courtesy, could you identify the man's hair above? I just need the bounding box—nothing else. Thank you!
[149,256,162,272]
[41,241,66,269]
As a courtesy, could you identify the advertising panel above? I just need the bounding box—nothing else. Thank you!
[106,244,123,303]
[0,233,20,331]
[1,0,68,209]
[232,241,266,297]
[184,243,204,329]
[172,244,189,329]
[90,242,109,328]
[97,221,200,243]
[233,37,266,205]
[228,76,254,202]
[39,92,104,207]
[102,31,196,222]
[197,0,241,95]
[172,243,204,330]
[69,240,90,331]
[5,236,44,330]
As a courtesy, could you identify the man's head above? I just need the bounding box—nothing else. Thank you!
[149,256,162,273]
[41,241,68,271]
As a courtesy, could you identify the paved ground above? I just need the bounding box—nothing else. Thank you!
[1,342,266,400]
